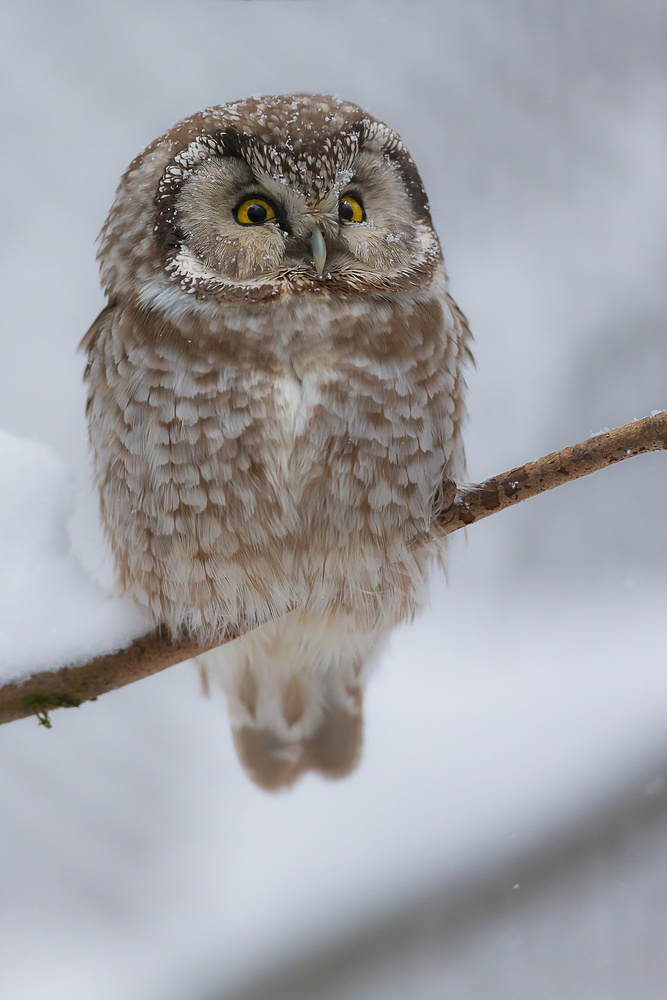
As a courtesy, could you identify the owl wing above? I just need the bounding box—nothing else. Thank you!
[78,302,117,353]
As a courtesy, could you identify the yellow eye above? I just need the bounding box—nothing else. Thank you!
[339,194,365,223]
[235,198,276,226]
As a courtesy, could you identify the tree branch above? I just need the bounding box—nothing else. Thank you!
[434,410,667,534]
[0,627,226,726]
[1,411,665,728]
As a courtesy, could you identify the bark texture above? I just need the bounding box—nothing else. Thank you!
[435,411,667,533]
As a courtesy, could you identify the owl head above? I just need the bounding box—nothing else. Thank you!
[98,94,442,310]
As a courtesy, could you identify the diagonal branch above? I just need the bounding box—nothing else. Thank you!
[0,411,665,728]
[0,628,225,726]
[434,409,667,534]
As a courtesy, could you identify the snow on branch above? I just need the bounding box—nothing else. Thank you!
[1,411,665,728]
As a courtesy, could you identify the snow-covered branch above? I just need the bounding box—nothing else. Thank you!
[1,411,665,728]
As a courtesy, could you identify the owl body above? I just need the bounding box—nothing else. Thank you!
[84,95,471,788]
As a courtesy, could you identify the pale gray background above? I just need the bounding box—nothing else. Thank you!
[0,2,666,998]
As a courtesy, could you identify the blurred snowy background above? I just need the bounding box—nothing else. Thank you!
[1,1,666,997]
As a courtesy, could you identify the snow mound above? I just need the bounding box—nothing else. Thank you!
[0,429,149,684]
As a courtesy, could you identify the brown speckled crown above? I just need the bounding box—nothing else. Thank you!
[99,94,440,304]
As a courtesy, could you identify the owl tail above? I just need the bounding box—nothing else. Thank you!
[231,674,364,791]
[196,611,386,791]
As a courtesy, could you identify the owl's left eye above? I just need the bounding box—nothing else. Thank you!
[235,198,276,226]
[339,194,365,223]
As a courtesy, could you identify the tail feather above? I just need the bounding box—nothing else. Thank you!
[303,686,363,779]
[233,684,363,791]
[232,727,305,792]
[197,611,383,791]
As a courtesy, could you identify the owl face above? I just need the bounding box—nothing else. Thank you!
[99,94,442,308]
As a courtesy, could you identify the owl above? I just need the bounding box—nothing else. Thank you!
[82,94,472,790]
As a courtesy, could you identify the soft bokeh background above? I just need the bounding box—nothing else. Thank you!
[1,1,666,997]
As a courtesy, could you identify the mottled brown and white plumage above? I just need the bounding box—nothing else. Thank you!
[83,94,472,790]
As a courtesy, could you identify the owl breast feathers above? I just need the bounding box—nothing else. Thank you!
[83,94,472,789]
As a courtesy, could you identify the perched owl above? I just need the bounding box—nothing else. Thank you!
[83,94,472,790]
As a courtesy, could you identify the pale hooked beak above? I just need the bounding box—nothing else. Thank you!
[310,228,327,275]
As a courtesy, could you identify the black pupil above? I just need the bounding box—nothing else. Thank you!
[247,202,267,223]
[339,199,355,222]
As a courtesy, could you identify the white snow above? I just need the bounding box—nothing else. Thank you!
[0,429,149,683]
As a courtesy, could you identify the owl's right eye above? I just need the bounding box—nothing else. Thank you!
[235,198,276,226]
